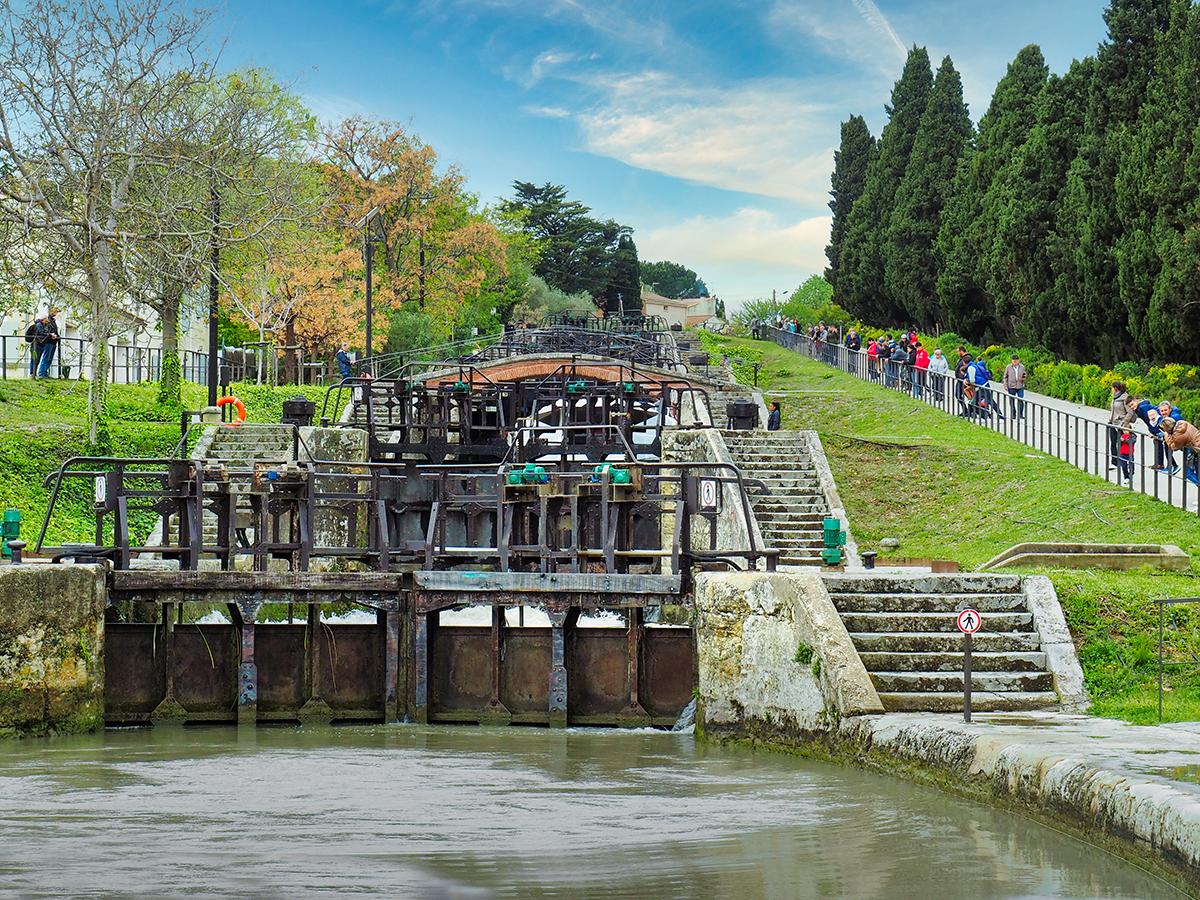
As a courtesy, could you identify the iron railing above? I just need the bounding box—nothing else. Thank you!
[768,328,1200,515]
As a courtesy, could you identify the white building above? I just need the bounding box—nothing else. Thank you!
[641,289,716,329]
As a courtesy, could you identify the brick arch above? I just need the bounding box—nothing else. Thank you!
[428,358,696,386]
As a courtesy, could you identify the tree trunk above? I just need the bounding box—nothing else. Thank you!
[257,323,265,385]
[284,315,296,384]
[157,281,183,405]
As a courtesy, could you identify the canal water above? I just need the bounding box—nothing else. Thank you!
[0,725,1188,900]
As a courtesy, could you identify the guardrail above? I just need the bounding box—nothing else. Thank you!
[767,327,1200,516]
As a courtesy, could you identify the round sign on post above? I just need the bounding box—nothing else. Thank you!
[957,608,981,634]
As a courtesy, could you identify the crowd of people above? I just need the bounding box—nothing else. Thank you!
[759,319,1200,487]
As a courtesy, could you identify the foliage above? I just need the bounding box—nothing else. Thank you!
[641,260,708,299]
[501,182,637,316]
[885,55,973,330]
[510,275,594,324]
[320,117,509,343]
[825,115,876,303]
[837,46,933,326]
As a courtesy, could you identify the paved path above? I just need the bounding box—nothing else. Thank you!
[770,331,1200,515]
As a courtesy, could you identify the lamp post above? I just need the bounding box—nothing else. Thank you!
[354,207,385,370]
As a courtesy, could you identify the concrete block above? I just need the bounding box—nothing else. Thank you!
[0,564,106,736]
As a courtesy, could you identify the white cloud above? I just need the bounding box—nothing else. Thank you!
[640,209,831,296]
[566,71,851,204]
[767,0,908,74]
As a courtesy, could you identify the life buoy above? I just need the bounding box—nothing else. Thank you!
[216,395,247,425]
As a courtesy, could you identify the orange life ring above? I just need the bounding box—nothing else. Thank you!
[216,395,247,425]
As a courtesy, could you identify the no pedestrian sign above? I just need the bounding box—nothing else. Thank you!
[957,608,982,634]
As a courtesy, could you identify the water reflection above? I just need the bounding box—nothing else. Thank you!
[0,726,1187,899]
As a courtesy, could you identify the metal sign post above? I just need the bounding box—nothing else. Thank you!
[957,607,981,724]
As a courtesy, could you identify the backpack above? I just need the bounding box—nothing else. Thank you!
[970,361,990,386]
[24,321,36,344]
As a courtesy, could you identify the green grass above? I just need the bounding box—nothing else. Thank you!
[699,330,1200,723]
[0,378,336,549]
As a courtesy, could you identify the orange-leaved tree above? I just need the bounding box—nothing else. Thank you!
[320,116,507,348]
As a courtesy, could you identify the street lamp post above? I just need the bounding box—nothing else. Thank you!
[355,207,385,371]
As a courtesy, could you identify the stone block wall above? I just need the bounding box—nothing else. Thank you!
[0,564,107,737]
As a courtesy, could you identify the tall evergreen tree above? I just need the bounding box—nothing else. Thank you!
[1061,0,1171,366]
[885,55,973,329]
[989,60,1094,358]
[1116,0,1200,362]
[938,45,1048,341]
[610,234,642,316]
[824,115,875,303]
[837,46,933,324]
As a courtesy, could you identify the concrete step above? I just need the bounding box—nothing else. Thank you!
[878,691,1060,713]
[870,670,1055,693]
[840,611,1033,634]
[824,574,1022,594]
[850,632,1042,653]
[831,592,1029,613]
[859,651,1048,672]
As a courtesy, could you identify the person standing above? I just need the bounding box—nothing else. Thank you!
[914,342,929,399]
[766,401,781,431]
[1003,355,1027,418]
[1107,381,1136,473]
[928,348,949,402]
[844,328,860,375]
[25,316,41,377]
[336,341,354,379]
[1161,417,1200,484]
[1157,400,1184,473]
[36,307,60,379]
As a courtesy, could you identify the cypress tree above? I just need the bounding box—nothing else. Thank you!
[938,45,1048,341]
[824,115,876,304]
[1062,0,1171,366]
[837,46,933,324]
[989,60,1094,359]
[885,56,973,330]
[1117,0,1200,362]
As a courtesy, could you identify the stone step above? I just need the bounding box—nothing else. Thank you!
[878,691,1060,713]
[824,574,1022,594]
[765,538,826,550]
[858,651,1048,672]
[870,670,1055,694]
[831,592,1029,613]
[850,632,1042,653]
[840,611,1033,633]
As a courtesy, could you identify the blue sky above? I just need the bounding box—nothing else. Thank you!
[221,0,1110,311]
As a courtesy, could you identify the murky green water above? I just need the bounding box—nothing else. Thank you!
[0,725,1188,899]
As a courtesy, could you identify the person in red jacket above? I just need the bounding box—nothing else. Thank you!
[914,342,930,400]
[866,338,879,382]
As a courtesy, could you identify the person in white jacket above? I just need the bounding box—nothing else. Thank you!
[928,348,950,402]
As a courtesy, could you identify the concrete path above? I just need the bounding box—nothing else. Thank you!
[771,331,1200,516]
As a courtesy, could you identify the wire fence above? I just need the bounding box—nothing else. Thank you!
[767,327,1200,516]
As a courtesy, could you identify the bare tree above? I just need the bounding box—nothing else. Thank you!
[0,0,219,440]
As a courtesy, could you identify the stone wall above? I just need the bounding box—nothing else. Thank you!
[695,571,883,736]
[0,564,107,737]
[662,429,766,563]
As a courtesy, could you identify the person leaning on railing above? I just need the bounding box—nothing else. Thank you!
[1160,417,1200,485]
[1107,381,1136,473]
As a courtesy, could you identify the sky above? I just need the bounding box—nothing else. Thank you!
[219,0,1111,312]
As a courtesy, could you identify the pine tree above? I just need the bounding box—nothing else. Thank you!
[885,55,973,329]
[610,234,642,317]
[989,60,1093,358]
[938,45,1048,341]
[1062,0,1171,366]
[824,115,876,303]
[837,46,933,324]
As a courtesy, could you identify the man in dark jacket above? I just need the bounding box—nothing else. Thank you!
[844,329,860,375]
[35,307,60,379]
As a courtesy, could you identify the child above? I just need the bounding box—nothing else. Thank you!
[1118,431,1135,482]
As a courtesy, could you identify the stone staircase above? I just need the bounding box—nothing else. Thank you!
[722,431,828,566]
[824,574,1059,712]
[703,387,756,428]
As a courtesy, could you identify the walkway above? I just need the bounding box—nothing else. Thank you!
[769,329,1200,515]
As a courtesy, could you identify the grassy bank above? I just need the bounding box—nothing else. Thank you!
[699,330,1200,724]
[0,378,329,547]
